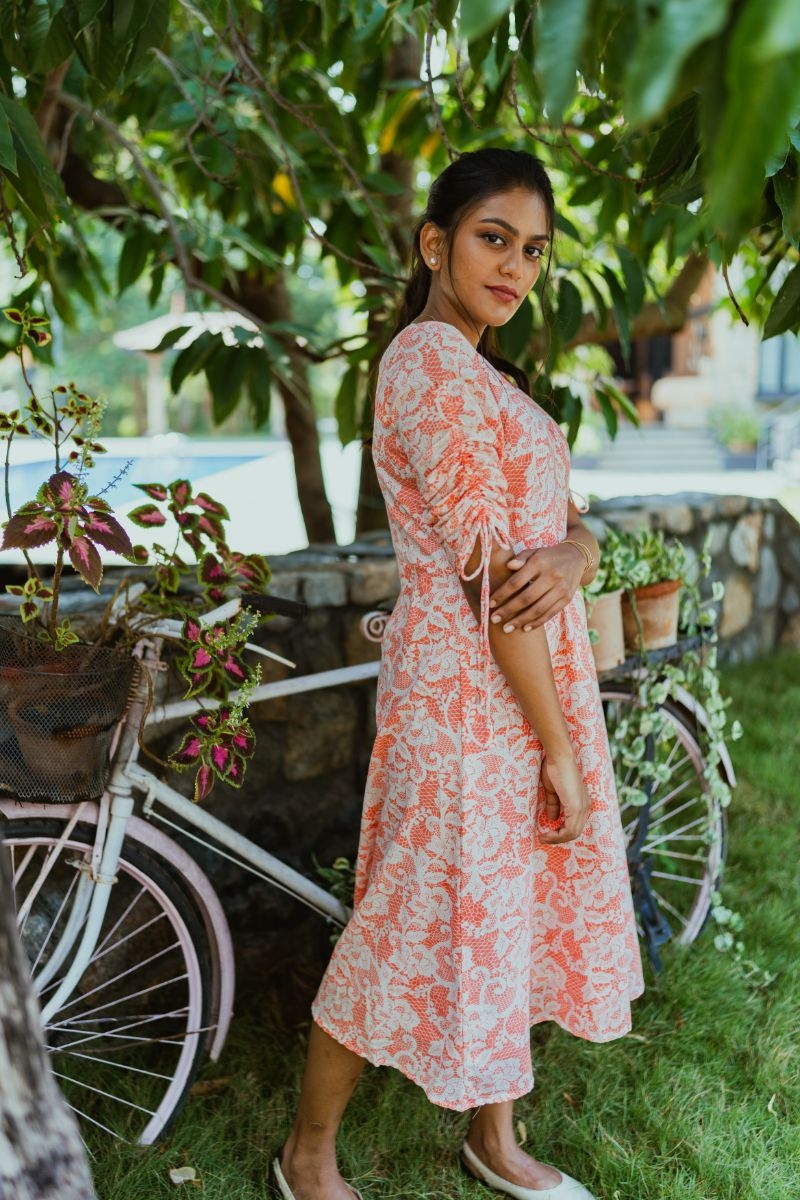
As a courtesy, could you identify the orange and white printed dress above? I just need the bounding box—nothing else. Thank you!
[312,320,643,1110]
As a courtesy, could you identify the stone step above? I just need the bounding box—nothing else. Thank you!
[590,426,725,472]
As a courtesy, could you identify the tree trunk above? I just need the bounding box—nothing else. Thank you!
[355,32,421,537]
[0,838,96,1200]
[237,272,336,544]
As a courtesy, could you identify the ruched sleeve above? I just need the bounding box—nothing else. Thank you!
[394,326,513,737]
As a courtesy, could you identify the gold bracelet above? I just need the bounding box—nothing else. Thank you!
[562,537,595,577]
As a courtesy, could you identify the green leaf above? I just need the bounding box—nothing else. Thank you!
[335,363,363,446]
[117,227,150,293]
[497,296,534,361]
[581,276,607,331]
[616,244,646,315]
[624,0,729,126]
[710,0,800,239]
[601,265,631,362]
[554,212,582,242]
[206,347,248,425]
[556,277,583,343]
[595,385,619,440]
[534,0,591,121]
[773,165,800,250]
[170,332,221,393]
[0,94,68,216]
[246,353,272,428]
[0,103,16,173]
[764,262,800,339]
[459,0,513,44]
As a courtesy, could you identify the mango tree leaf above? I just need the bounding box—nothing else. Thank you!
[246,353,272,428]
[170,331,222,393]
[624,0,729,126]
[0,95,68,215]
[555,212,582,242]
[497,295,534,361]
[710,0,800,239]
[616,244,646,315]
[595,384,620,439]
[459,0,513,45]
[601,265,631,362]
[0,103,16,173]
[764,262,800,339]
[206,346,249,425]
[117,226,151,293]
[534,0,591,121]
[773,165,800,250]
[335,362,363,446]
[556,277,583,342]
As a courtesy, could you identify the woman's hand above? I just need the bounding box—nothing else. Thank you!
[538,754,591,846]
[490,543,586,633]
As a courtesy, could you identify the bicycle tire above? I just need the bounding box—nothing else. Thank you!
[2,818,212,1146]
[600,687,728,946]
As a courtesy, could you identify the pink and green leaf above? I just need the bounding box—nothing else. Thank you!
[68,537,103,590]
[128,503,168,528]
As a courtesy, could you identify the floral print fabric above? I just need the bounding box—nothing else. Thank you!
[312,321,643,1110]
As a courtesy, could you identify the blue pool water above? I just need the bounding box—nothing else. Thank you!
[6,455,261,511]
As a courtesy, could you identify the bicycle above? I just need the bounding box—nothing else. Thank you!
[0,600,733,1146]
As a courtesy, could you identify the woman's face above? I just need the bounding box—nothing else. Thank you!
[420,187,550,342]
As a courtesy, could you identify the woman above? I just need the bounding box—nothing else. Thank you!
[273,149,643,1200]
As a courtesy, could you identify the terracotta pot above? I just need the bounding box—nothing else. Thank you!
[621,579,682,651]
[586,588,625,672]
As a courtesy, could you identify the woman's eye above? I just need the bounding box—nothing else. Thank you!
[482,233,505,246]
[526,246,544,259]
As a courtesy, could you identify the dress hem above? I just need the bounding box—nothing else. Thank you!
[311,981,645,1113]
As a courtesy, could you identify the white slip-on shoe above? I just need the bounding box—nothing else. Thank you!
[271,1154,364,1200]
[461,1140,597,1200]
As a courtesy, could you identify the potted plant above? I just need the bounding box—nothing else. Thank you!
[582,547,627,673]
[0,304,276,804]
[710,405,761,469]
[604,526,688,653]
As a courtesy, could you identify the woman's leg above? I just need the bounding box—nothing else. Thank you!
[466,1099,563,1189]
[279,1021,367,1200]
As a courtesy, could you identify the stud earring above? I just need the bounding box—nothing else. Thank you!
[430,255,437,265]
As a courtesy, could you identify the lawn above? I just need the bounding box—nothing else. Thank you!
[89,652,800,1200]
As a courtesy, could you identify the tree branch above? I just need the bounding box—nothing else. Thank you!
[566,251,711,349]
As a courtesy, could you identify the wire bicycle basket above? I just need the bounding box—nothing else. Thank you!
[0,619,136,802]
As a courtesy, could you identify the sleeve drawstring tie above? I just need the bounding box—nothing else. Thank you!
[459,517,511,745]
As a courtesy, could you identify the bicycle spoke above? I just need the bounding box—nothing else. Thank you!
[52,1071,157,1116]
[650,869,706,885]
[50,972,190,1026]
[54,940,183,1013]
[67,1051,175,1081]
[30,865,83,974]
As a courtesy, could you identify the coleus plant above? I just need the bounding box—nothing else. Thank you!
[0,305,275,803]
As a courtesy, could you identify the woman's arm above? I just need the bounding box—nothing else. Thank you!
[487,498,600,633]
[460,537,591,846]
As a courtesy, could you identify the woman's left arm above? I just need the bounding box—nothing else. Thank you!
[488,497,600,632]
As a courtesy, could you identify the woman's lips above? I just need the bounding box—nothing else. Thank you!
[486,286,518,302]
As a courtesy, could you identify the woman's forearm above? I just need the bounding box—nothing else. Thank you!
[461,542,573,760]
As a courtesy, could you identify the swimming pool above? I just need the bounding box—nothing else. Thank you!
[5,453,263,511]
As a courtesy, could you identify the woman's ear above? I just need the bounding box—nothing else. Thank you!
[419,222,444,272]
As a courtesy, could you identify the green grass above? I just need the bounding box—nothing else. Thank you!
[89,653,800,1200]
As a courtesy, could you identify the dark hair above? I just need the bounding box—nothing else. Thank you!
[392,148,555,394]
